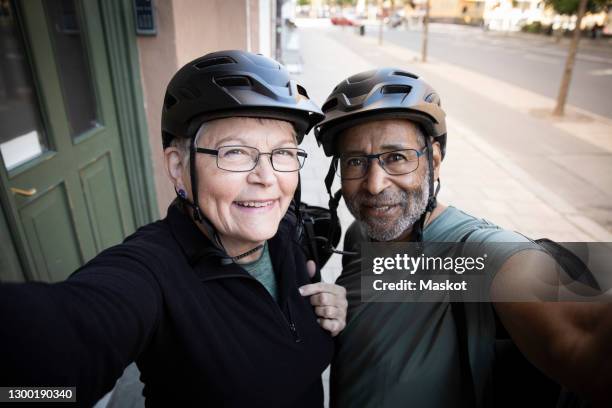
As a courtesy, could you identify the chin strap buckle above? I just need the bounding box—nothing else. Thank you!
[192,205,203,222]
[426,196,437,213]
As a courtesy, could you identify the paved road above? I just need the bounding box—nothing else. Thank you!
[362,22,612,119]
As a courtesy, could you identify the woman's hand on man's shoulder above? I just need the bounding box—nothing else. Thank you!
[298,261,348,337]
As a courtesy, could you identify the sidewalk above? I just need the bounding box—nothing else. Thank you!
[293,21,612,288]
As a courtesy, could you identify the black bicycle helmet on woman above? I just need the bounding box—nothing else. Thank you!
[161,50,324,262]
[314,68,447,242]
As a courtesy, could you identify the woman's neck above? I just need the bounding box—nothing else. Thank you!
[219,237,265,263]
[202,226,265,263]
[186,205,265,263]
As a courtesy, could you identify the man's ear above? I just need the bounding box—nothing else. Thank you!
[431,140,442,181]
[164,147,189,193]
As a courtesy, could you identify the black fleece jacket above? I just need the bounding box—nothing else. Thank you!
[0,202,334,407]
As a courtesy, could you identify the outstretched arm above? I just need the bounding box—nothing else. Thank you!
[492,250,612,406]
[0,244,163,407]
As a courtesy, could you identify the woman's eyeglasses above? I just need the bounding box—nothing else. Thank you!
[196,145,307,172]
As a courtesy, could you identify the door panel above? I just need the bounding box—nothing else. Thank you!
[80,153,126,251]
[0,207,25,282]
[19,183,83,282]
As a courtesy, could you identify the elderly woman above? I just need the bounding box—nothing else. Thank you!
[0,51,346,407]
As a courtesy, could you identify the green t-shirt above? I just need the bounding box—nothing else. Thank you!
[331,206,541,408]
[240,242,278,301]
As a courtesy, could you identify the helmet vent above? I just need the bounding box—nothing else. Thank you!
[296,84,309,98]
[347,70,376,84]
[215,76,252,87]
[392,71,419,79]
[322,98,338,113]
[194,56,236,69]
[178,86,200,99]
[425,92,441,106]
[164,93,177,110]
[381,85,412,95]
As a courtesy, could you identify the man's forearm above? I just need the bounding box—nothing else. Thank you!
[571,303,612,404]
[495,301,612,405]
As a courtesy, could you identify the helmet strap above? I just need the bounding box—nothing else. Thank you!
[323,158,357,256]
[189,135,204,222]
[293,174,304,240]
[325,159,341,248]
[425,136,437,213]
[415,136,441,242]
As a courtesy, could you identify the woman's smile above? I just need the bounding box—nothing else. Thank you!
[232,199,279,213]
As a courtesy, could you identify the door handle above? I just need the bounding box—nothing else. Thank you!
[10,187,37,197]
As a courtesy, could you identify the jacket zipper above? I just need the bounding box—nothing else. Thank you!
[201,273,302,343]
[285,301,302,343]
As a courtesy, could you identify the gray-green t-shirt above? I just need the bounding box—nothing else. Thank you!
[240,242,278,301]
[331,206,540,408]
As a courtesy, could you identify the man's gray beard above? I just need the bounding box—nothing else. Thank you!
[345,169,430,241]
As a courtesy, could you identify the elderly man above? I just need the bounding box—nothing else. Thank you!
[314,68,612,407]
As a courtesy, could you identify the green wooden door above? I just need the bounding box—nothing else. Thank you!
[0,0,135,282]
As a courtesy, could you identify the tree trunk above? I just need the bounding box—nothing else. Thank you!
[421,0,430,62]
[554,27,563,43]
[553,0,588,117]
[275,0,283,62]
[378,0,384,45]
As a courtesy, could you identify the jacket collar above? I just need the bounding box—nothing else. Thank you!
[165,199,296,296]
[166,199,225,267]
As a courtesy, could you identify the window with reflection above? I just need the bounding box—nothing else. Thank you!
[0,0,49,170]
[44,0,99,139]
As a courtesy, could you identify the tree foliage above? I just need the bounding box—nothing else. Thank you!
[544,0,610,15]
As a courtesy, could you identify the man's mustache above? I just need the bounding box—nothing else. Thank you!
[352,191,408,208]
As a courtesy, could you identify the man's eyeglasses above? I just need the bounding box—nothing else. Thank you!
[336,147,427,180]
[196,145,307,172]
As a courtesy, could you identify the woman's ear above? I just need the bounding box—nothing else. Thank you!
[432,141,442,181]
[164,147,189,194]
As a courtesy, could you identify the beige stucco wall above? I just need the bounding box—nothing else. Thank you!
[430,0,485,20]
[137,0,178,217]
[137,0,264,216]
[249,0,260,54]
[172,0,247,66]
[430,0,462,19]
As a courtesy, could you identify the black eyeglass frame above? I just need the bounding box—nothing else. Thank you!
[196,145,308,173]
[336,146,428,180]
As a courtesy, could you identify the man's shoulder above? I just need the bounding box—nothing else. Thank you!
[424,206,487,240]
[425,206,531,243]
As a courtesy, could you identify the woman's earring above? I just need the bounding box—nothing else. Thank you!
[178,188,187,200]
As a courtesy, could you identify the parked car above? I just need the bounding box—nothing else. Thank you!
[331,13,359,26]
